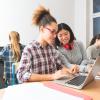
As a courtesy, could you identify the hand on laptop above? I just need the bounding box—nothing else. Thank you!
[52,65,80,80]
[87,64,93,73]
[53,68,73,80]
[70,64,79,74]
[52,70,67,80]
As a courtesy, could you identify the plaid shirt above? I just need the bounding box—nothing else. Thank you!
[17,41,63,83]
[0,44,25,86]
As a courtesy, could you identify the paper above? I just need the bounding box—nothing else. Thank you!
[95,75,100,79]
[3,82,83,100]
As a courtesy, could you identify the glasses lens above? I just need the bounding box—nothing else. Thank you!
[45,27,57,33]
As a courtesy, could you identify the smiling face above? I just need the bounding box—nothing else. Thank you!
[95,39,100,47]
[40,22,58,45]
[57,29,70,45]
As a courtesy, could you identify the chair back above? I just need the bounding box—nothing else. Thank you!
[11,62,19,85]
[0,59,4,88]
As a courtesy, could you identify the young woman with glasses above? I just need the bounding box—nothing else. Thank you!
[16,6,76,83]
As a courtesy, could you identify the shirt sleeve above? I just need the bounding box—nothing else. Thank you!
[86,46,92,59]
[56,50,74,68]
[77,41,89,65]
[16,46,32,83]
[0,46,7,56]
[54,49,63,70]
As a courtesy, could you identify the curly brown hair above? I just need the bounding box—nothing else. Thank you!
[32,5,57,28]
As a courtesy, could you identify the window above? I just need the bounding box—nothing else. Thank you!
[93,0,100,36]
[93,0,100,13]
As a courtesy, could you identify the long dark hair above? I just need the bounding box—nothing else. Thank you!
[90,34,100,46]
[55,23,75,46]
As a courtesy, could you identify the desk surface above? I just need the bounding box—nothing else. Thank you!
[76,80,100,100]
[0,80,100,100]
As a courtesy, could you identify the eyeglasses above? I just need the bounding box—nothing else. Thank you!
[44,27,57,35]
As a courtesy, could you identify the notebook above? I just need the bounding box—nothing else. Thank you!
[2,82,85,100]
[54,57,100,89]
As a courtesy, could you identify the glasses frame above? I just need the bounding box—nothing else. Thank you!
[44,27,57,35]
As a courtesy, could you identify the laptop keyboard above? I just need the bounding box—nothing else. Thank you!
[65,75,87,86]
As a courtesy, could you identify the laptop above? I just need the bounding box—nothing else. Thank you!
[54,57,100,89]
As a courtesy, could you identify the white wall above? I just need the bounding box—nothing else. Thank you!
[74,0,87,48]
[40,0,75,29]
[0,0,75,46]
[0,0,36,46]
[86,0,92,47]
